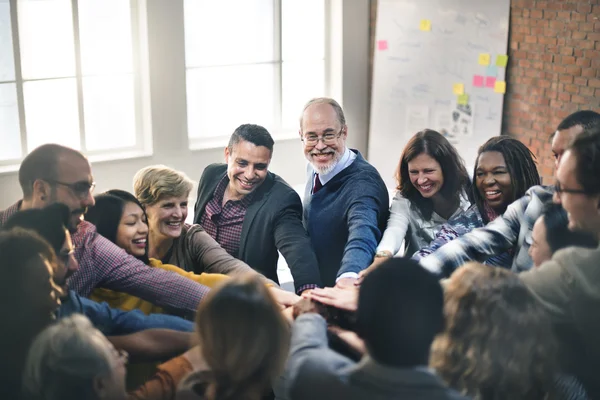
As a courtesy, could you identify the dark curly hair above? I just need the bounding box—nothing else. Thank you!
[430,263,558,400]
[396,129,471,220]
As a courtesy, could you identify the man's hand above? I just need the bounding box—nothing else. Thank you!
[306,287,358,312]
[335,277,358,289]
[292,297,328,319]
[269,287,301,308]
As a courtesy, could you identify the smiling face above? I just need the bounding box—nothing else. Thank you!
[115,201,148,258]
[300,103,347,175]
[407,153,444,199]
[475,151,514,213]
[144,195,188,241]
[224,140,271,201]
[553,150,600,235]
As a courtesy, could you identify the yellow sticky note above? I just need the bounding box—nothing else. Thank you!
[453,83,465,95]
[494,80,506,94]
[496,54,509,67]
[478,53,491,66]
[419,19,431,31]
[457,94,469,105]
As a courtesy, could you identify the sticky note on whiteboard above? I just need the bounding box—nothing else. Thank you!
[453,83,465,95]
[486,65,498,77]
[496,54,509,67]
[473,75,484,87]
[457,94,469,105]
[377,40,388,51]
[419,19,431,31]
[478,53,491,66]
[486,76,496,88]
[494,81,506,94]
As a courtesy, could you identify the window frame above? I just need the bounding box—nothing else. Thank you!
[0,0,152,171]
[184,0,332,151]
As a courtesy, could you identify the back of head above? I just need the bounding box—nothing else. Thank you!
[133,164,194,206]
[228,124,274,154]
[195,275,290,400]
[3,203,70,254]
[473,136,540,216]
[542,203,598,254]
[19,144,85,199]
[397,129,471,219]
[568,123,600,195]
[357,258,444,368]
[23,314,115,400]
[0,228,58,399]
[430,263,557,399]
[557,110,600,131]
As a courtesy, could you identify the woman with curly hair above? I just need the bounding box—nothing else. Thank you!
[430,263,586,399]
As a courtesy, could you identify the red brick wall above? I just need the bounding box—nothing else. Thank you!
[504,0,600,183]
[369,0,600,184]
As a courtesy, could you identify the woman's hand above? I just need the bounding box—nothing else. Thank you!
[357,252,392,284]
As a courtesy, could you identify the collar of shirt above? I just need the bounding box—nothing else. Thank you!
[214,174,255,209]
[315,147,357,185]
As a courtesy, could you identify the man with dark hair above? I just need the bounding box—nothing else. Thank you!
[520,124,600,397]
[194,124,322,293]
[0,143,211,317]
[420,110,600,276]
[286,258,466,400]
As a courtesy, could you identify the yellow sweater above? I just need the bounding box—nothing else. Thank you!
[90,258,229,315]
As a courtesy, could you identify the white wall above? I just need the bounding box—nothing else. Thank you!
[0,0,371,209]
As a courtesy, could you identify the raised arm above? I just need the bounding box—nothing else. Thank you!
[78,229,210,316]
[274,190,322,292]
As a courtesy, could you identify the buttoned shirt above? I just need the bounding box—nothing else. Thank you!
[0,201,210,316]
[200,175,254,258]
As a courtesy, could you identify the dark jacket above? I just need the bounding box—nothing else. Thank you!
[194,164,322,291]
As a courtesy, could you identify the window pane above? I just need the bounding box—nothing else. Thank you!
[187,64,274,140]
[0,1,15,81]
[184,0,274,67]
[282,60,325,129]
[0,83,21,160]
[23,78,80,152]
[18,0,76,79]
[82,75,136,151]
[78,0,133,75]
[282,0,325,61]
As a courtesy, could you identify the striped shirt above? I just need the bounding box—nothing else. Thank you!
[419,185,555,277]
[0,201,210,316]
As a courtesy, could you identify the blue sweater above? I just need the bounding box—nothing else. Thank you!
[303,150,389,286]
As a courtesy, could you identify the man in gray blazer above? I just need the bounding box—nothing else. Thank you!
[194,124,322,294]
[285,258,468,400]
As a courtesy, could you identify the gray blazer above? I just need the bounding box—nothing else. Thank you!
[284,314,469,400]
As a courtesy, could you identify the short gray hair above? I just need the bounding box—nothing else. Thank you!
[299,97,346,130]
[23,314,114,400]
[133,164,194,206]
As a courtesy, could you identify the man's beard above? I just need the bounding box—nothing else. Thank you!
[307,150,343,175]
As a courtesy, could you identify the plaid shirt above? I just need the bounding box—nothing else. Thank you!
[419,185,555,277]
[200,175,253,258]
[0,201,209,316]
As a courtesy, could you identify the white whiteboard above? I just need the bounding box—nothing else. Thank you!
[368,0,510,187]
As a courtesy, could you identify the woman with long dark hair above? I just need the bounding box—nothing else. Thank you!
[364,130,471,273]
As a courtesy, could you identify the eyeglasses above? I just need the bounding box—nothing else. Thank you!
[554,181,588,195]
[301,129,344,146]
[45,179,96,199]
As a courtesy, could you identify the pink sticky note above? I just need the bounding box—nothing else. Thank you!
[473,75,484,87]
[377,40,388,51]
[485,76,496,88]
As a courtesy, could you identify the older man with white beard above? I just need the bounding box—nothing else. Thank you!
[299,98,389,288]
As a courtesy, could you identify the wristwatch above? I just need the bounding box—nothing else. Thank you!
[375,250,392,258]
